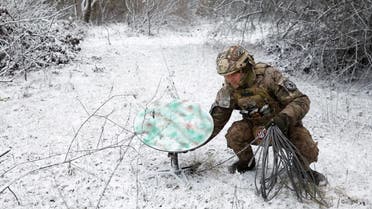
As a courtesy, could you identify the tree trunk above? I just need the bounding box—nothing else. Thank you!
[368,13,372,54]
[82,0,93,23]
[74,0,82,20]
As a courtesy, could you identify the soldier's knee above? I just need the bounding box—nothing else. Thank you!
[225,121,252,147]
[226,121,246,140]
[289,126,319,163]
[226,129,241,149]
[306,141,319,163]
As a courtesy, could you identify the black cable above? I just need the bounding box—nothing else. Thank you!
[254,125,328,206]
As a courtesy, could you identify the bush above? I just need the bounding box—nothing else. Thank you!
[205,0,372,83]
[0,0,85,79]
[268,0,372,83]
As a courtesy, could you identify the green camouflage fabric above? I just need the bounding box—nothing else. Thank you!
[209,62,318,168]
[210,62,310,139]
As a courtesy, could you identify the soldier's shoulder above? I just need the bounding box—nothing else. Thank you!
[215,82,233,108]
[216,82,234,96]
[253,62,270,75]
[254,62,283,83]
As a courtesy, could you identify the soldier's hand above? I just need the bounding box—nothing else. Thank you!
[266,113,290,135]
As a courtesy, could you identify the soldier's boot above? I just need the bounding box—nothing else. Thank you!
[228,158,256,174]
[306,169,328,186]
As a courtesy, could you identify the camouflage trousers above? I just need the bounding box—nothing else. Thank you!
[225,119,319,169]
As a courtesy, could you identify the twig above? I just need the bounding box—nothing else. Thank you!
[0,162,63,194]
[135,157,140,209]
[160,50,179,99]
[235,10,262,22]
[7,187,21,205]
[350,2,368,27]
[95,135,136,209]
[94,113,134,133]
[108,83,114,98]
[141,73,164,110]
[281,21,299,39]
[1,133,137,178]
[64,94,135,161]
[103,25,111,45]
[1,152,65,177]
[0,149,11,158]
[76,97,90,116]
[0,5,74,26]
[51,172,71,209]
[0,138,137,195]
[0,77,15,83]
[196,136,260,173]
[70,163,106,182]
[96,110,114,148]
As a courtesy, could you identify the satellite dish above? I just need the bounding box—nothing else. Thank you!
[134,99,214,153]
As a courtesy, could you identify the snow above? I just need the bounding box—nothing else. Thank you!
[0,23,371,209]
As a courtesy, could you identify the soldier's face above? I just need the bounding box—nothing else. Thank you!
[224,71,242,89]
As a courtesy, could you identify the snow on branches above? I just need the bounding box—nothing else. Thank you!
[0,1,84,81]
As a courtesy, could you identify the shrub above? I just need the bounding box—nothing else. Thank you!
[0,0,85,79]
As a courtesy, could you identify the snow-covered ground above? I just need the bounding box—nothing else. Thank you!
[0,24,371,209]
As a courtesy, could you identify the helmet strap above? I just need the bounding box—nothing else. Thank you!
[239,66,256,88]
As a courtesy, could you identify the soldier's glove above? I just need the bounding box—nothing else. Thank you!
[266,113,290,135]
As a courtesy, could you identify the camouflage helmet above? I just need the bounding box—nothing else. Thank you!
[216,45,255,76]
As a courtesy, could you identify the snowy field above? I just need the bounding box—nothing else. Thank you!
[0,24,371,209]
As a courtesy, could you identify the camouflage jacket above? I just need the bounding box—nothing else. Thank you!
[209,63,310,139]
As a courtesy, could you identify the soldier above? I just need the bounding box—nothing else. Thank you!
[209,45,327,185]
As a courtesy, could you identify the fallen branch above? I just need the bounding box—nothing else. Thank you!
[0,133,137,193]
[0,149,11,158]
[64,94,136,161]
[51,171,71,209]
[95,135,136,209]
[0,161,63,194]
[7,187,21,205]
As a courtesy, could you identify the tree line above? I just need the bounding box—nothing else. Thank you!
[1,0,371,83]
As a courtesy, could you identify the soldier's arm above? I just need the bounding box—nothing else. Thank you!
[194,104,232,149]
[207,84,234,140]
[209,105,233,139]
[267,68,310,125]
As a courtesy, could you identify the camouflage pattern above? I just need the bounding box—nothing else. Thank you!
[216,45,255,76]
[209,58,318,169]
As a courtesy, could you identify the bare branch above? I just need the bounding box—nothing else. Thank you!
[95,135,136,209]
[7,187,20,206]
[64,94,136,161]
[0,149,11,158]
